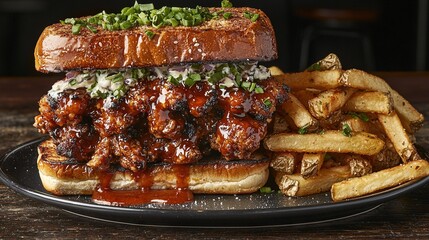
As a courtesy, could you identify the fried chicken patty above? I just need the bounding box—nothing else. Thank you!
[34,66,288,172]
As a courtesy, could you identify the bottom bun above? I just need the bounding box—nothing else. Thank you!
[37,140,270,195]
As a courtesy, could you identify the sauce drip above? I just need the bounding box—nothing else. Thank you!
[92,188,193,206]
[92,166,194,206]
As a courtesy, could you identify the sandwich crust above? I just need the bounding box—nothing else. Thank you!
[37,139,270,195]
[35,7,277,73]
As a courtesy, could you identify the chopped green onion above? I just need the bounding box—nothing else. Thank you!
[72,24,82,35]
[349,112,370,122]
[191,63,202,70]
[86,25,98,33]
[120,20,133,30]
[259,186,272,193]
[189,73,201,81]
[167,75,180,85]
[96,90,109,99]
[64,18,76,24]
[250,13,259,22]
[109,73,124,83]
[145,30,155,39]
[221,0,233,8]
[342,123,352,137]
[223,12,232,19]
[208,72,225,84]
[241,81,251,90]
[52,63,271,100]
[138,3,155,11]
[61,2,229,34]
[254,86,264,94]
[249,82,256,92]
[244,12,259,22]
[263,98,272,108]
[69,79,77,86]
[298,125,308,134]
[184,73,201,87]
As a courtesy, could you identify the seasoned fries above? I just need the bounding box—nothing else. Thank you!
[264,131,385,155]
[267,54,428,201]
[275,165,351,197]
[274,70,342,90]
[343,91,393,114]
[269,66,284,76]
[270,152,297,174]
[308,87,356,119]
[281,94,318,130]
[341,69,424,133]
[331,160,429,201]
[301,153,325,178]
[378,112,420,162]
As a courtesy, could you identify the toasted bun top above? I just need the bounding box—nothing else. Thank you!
[35,7,277,73]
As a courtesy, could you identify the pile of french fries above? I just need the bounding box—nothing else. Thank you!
[266,54,429,201]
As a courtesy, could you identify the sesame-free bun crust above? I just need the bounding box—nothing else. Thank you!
[35,7,277,73]
[37,140,270,195]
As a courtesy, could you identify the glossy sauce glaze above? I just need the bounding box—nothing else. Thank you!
[35,77,287,172]
[92,188,194,206]
[92,165,193,206]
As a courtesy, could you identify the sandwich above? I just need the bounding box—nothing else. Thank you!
[33,1,288,203]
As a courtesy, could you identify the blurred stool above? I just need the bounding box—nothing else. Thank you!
[296,8,378,70]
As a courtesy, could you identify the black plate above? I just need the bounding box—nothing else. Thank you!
[1,138,429,227]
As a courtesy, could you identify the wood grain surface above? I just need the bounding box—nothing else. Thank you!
[0,73,428,239]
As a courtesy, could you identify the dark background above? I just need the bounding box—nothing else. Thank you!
[0,0,428,76]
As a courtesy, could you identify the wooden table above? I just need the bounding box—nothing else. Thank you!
[1,72,428,239]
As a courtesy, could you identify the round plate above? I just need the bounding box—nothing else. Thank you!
[1,138,428,227]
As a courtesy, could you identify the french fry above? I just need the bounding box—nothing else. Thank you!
[341,117,371,133]
[274,70,342,90]
[343,91,393,114]
[272,113,290,133]
[331,159,429,201]
[281,93,318,130]
[270,152,297,174]
[378,112,420,162]
[264,130,385,155]
[269,66,284,76]
[344,155,372,177]
[275,165,351,197]
[341,69,424,132]
[370,140,402,171]
[306,53,343,71]
[301,153,325,178]
[293,89,321,108]
[308,87,357,119]
[318,110,344,129]
[269,60,426,201]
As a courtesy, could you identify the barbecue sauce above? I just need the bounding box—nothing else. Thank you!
[92,188,193,206]
[91,165,193,206]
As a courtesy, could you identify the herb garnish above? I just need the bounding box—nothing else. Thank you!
[349,112,370,122]
[259,186,272,193]
[263,98,272,108]
[49,62,271,100]
[144,30,155,39]
[244,11,259,22]
[221,0,233,8]
[298,126,308,135]
[61,1,214,34]
[61,1,259,35]
[342,123,352,137]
